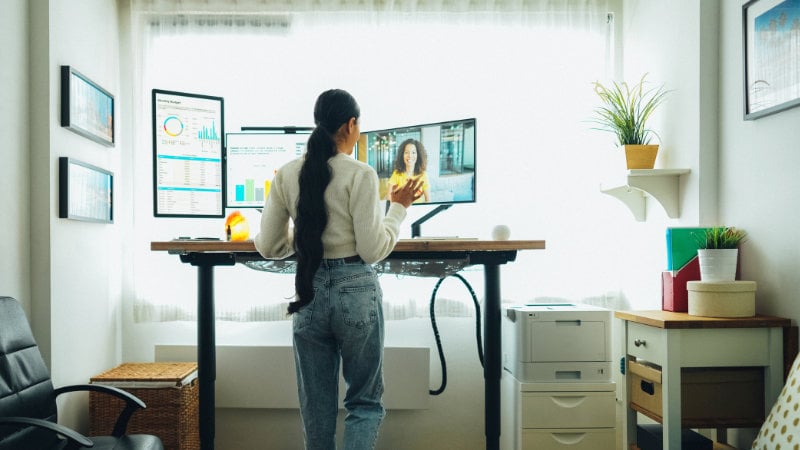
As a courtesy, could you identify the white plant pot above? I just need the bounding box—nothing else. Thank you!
[697,248,738,282]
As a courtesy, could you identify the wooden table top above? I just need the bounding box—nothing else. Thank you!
[615,310,791,329]
[151,239,546,253]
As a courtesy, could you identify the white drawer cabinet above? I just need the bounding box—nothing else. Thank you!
[501,373,616,450]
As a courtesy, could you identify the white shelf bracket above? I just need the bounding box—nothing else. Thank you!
[600,185,646,221]
[601,169,690,221]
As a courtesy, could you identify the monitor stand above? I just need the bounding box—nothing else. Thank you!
[411,204,452,238]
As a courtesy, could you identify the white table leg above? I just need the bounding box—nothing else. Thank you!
[662,331,682,450]
[765,327,784,411]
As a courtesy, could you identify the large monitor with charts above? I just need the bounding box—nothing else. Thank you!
[356,118,476,206]
[224,129,311,209]
[152,89,225,218]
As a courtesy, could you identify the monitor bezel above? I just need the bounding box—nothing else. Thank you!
[357,117,477,207]
[152,89,226,218]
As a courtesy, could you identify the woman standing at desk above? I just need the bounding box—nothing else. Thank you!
[254,89,421,450]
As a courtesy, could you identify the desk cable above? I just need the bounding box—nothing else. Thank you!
[428,273,484,395]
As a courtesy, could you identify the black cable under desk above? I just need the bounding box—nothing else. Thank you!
[151,238,545,450]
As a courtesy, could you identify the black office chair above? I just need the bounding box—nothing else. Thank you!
[0,296,164,450]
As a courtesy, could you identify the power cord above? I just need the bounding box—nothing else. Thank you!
[428,273,484,395]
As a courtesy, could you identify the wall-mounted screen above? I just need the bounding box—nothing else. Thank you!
[152,89,225,218]
[356,118,476,206]
[224,129,310,209]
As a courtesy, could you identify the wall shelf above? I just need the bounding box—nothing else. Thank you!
[600,169,691,221]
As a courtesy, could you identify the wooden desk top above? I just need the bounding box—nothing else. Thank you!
[151,239,546,253]
[615,310,791,329]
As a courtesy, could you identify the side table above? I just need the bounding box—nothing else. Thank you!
[615,310,790,450]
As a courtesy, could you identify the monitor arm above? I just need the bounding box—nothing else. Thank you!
[411,204,453,238]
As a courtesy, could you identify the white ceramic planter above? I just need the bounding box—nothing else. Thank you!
[697,248,738,282]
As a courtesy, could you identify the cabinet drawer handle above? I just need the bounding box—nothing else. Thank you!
[634,339,646,347]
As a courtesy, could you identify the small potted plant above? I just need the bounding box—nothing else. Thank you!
[591,73,669,169]
[695,226,747,282]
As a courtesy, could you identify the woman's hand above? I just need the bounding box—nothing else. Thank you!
[390,177,423,208]
[385,183,397,202]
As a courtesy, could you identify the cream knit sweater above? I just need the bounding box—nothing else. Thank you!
[254,152,407,264]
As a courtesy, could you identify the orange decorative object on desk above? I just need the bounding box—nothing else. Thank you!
[225,211,250,241]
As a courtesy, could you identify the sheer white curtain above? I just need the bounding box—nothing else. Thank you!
[129,0,614,322]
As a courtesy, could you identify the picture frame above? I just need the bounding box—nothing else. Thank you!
[743,0,800,120]
[60,66,115,146]
[59,157,114,223]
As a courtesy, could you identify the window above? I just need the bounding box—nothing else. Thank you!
[130,1,618,322]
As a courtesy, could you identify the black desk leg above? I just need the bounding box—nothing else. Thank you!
[197,264,216,450]
[483,263,501,450]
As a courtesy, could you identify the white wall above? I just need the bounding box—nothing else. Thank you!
[718,1,800,324]
[621,0,799,348]
[0,1,31,311]
[27,0,126,433]
[620,0,719,226]
[625,0,800,447]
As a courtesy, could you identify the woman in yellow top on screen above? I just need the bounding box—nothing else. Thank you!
[387,138,430,203]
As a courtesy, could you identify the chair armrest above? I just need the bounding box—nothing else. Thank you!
[54,384,147,409]
[0,416,93,449]
[54,384,146,437]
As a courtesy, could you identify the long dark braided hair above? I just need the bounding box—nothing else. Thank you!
[289,89,360,314]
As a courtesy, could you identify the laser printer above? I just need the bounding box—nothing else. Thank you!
[502,303,612,382]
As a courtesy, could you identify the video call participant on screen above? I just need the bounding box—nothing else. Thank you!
[254,89,421,450]
[386,138,430,203]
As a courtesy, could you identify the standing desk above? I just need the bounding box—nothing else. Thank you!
[151,238,545,450]
[616,310,790,450]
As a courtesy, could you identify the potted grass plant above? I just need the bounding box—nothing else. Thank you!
[591,73,669,169]
[695,226,747,282]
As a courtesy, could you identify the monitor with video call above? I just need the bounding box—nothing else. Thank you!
[355,118,476,206]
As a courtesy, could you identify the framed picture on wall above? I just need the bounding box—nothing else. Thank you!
[743,0,800,120]
[58,157,114,223]
[60,66,115,146]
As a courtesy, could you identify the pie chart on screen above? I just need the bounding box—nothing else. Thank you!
[163,116,184,136]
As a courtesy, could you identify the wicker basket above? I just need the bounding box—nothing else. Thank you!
[89,362,199,450]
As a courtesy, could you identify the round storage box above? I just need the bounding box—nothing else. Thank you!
[687,280,756,318]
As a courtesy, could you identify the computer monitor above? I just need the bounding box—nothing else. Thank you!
[356,118,476,206]
[152,89,225,218]
[224,129,311,209]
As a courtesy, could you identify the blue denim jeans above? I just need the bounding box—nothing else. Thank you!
[292,257,385,450]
